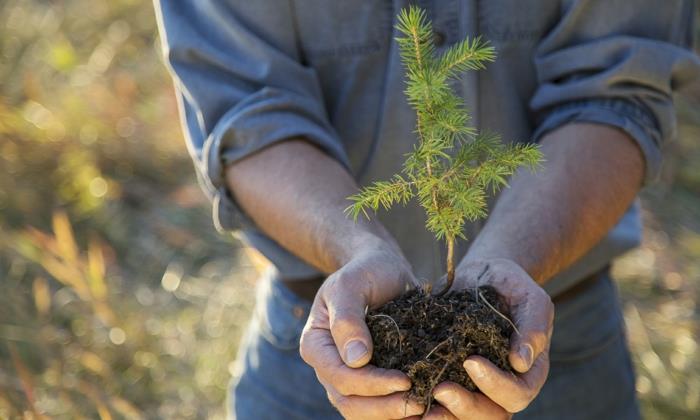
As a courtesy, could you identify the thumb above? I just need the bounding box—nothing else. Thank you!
[509,293,554,373]
[328,293,373,368]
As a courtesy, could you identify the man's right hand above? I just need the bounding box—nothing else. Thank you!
[299,247,426,419]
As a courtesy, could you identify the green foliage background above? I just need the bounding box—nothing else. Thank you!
[0,1,698,419]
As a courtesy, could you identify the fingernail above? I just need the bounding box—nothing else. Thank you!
[463,359,485,378]
[434,389,456,406]
[344,340,368,364]
[519,343,534,369]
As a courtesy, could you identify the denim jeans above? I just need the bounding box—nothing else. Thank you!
[228,271,640,419]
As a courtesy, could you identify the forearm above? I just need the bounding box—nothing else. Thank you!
[225,139,401,275]
[463,123,645,284]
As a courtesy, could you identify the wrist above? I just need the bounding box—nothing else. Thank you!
[462,236,516,268]
[461,242,532,275]
[325,231,416,301]
[460,249,549,285]
[457,256,514,275]
[336,225,405,267]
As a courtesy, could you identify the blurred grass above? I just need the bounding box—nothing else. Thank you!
[613,105,700,419]
[0,0,698,419]
[0,1,257,418]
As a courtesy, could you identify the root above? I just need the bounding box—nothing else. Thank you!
[424,336,451,360]
[472,263,520,335]
[476,264,490,283]
[477,289,520,336]
[367,313,402,352]
[474,263,490,304]
[423,359,451,418]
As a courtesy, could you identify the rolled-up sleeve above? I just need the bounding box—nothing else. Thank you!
[530,0,700,184]
[154,0,349,231]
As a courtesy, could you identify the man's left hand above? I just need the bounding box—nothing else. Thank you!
[424,258,554,419]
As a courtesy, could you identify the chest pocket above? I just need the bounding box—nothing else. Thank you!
[479,0,559,45]
[293,0,393,62]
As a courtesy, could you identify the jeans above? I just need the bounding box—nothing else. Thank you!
[228,270,640,419]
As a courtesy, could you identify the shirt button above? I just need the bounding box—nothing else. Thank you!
[433,30,446,47]
[293,305,306,319]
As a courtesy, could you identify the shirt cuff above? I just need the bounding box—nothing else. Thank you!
[201,87,351,232]
[532,98,662,185]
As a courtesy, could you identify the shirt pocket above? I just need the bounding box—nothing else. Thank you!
[479,0,558,46]
[294,0,393,62]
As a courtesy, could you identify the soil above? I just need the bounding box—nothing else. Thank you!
[366,285,514,406]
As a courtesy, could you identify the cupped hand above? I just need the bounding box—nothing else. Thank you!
[299,248,426,419]
[425,258,554,419]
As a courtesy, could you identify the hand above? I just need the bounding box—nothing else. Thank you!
[425,258,554,419]
[299,247,426,419]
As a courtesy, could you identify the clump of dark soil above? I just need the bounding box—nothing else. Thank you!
[367,286,514,405]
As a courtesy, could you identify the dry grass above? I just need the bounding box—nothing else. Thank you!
[615,117,700,417]
[0,0,698,418]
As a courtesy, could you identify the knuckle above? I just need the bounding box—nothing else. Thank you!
[318,281,335,302]
[544,292,554,307]
[326,391,343,412]
[326,390,337,405]
[530,328,547,343]
[298,334,312,364]
[546,299,555,324]
[321,274,344,299]
[332,394,352,415]
[390,400,409,418]
[538,290,554,314]
[329,271,355,291]
[334,379,354,396]
[524,328,548,352]
[506,395,532,413]
[542,293,554,312]
[324,274,341,290]
[331,313,360,334]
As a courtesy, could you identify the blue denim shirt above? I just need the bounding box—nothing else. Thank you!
[155,0,699,296]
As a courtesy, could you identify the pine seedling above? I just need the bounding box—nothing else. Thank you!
[347,6,543,295]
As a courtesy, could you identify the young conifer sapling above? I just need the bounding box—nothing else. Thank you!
[347,6,542,295]
[346,6,544,405]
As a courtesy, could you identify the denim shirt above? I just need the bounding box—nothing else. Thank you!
[154,0,699,296]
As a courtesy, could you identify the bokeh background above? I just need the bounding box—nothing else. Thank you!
[0,1,698,419]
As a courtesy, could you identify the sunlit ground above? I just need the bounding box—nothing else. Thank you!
[1,1,698,418]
